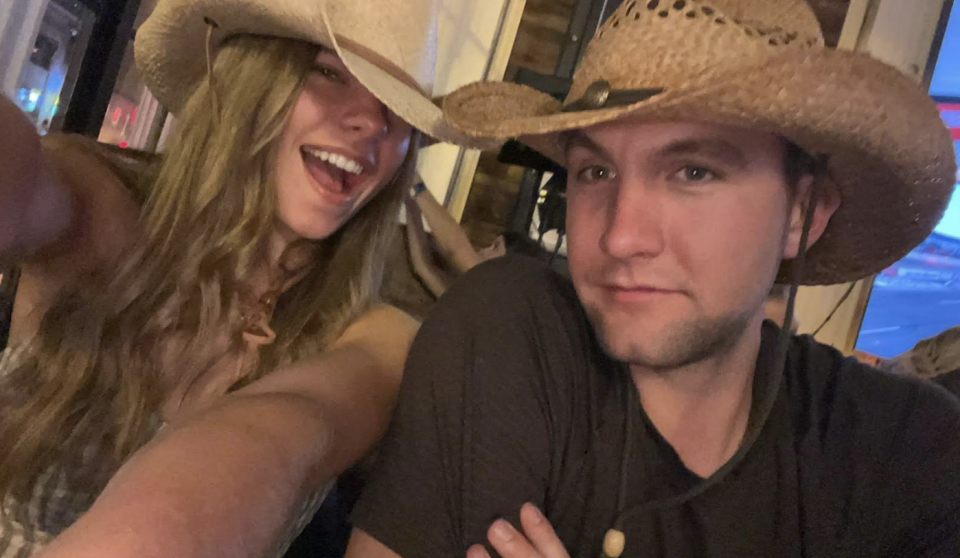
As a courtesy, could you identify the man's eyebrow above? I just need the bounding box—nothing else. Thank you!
[560,131,750,169]
[560,130,613,161]
[657,137,748,168]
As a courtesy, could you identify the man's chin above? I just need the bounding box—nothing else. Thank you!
[596,334,682,369]
[586,313,668,364]
[586,308,755,370]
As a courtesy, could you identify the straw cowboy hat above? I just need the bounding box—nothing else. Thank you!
[134,0,492,148]
[443,0,957,285]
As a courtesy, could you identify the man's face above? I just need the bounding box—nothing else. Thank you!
[564,120,824,369]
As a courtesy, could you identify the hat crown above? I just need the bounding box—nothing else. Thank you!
[136,0,441,112]
[567,0,825,105]
[326,0,438,94]
[440,0,956,285]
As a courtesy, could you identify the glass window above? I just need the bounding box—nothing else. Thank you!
[97,0,174,153]
[96,39,173,151]
[7,0,97,135]
[855,110,960,357]
[930,0,960,99]
[855,3,960,359]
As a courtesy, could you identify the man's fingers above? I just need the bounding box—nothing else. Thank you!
[520,503,569,558]
[467,544,492,558]
[487,519,541,558]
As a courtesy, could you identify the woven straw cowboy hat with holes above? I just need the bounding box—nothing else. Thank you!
[443,0,958,286]
[133,0,494,149]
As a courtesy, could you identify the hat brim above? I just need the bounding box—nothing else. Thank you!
[134,0,498,149]
[323,25,501,150]
[444,48,957,285]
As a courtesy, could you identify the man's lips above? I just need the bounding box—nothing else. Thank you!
[601,284,684,302]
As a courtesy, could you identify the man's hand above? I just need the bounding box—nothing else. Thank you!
[467,504,570,558]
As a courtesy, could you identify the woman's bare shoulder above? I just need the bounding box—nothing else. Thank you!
[37,134,141,261]
[41,134,132,193]
[332,304,420,373]
[19,135,142,281]
[42,135,157,202]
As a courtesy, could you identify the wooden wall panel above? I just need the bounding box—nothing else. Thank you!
[506,0,578,75]
[459,0,578,248]
[809,0,853,46]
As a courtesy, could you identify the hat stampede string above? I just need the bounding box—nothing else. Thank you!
[203,16,223,128]
[600,175,823,558]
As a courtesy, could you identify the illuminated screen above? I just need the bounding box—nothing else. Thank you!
[930,0,960,99]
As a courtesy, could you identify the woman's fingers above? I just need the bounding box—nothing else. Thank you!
[487,518,543,558]
[519,503,569,558]
[482,504,570,558]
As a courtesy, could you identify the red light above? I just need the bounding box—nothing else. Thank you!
[131,107,138,125]
[119,141,129,148]
[112,107,122,124]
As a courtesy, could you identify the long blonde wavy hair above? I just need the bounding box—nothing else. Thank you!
[0,35,417,500]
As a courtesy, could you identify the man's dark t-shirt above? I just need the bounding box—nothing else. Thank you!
[352,257,960,557]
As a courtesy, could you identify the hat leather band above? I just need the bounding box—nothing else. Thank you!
[562,83,665,113]
[335,36,433,98]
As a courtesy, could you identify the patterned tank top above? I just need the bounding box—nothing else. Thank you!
[0,346,332,558]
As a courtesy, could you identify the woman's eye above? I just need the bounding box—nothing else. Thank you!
[313,64,345,83]
[576,165,616,183]
[673,165,718,182]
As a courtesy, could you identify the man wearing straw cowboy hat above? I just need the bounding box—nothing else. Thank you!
[347,1,960,557]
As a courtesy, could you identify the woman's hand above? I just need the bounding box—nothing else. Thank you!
[409,180,483,274]
[467,504,570,558]
[404,187,448,297]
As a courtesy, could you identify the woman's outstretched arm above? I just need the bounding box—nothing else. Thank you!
[37,305,418,558]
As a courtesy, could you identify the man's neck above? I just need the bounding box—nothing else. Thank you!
[630,314,765,478]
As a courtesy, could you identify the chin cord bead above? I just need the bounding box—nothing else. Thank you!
[602,528,626,558]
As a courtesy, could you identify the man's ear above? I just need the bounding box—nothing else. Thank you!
[782,175,842,259]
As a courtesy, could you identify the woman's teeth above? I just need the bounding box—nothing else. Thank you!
[304,147,363,175]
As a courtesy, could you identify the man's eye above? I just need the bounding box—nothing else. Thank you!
[673,165,718,182]
[576,165,616,183]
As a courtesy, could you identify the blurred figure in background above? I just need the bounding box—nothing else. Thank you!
[403,180,541,298]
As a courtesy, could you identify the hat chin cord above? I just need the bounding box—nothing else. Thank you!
[600,186,821,558]
[204,17,223,127]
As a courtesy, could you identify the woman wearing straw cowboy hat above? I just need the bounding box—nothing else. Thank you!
[0,0,493,555]
[346,1,960,557]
